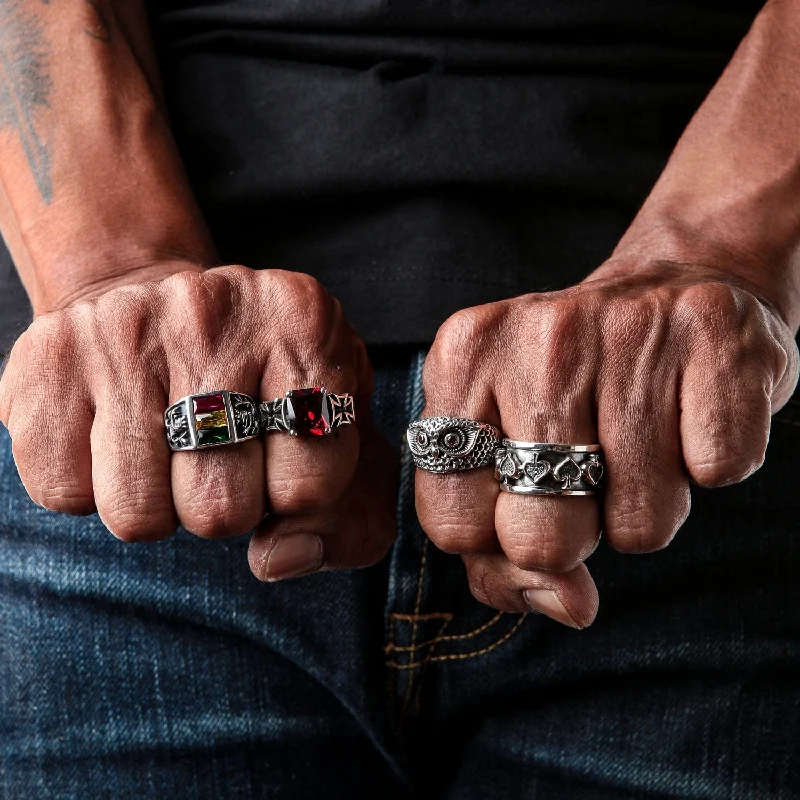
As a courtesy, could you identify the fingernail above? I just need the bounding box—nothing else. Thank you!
[523,589,582,629]
[263,533,323,582]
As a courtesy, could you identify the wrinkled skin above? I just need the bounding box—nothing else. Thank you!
[1,258,797,627]
[414,264,799,628]
[0,264,398,580]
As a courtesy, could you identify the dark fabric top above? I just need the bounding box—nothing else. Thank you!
[4,1,767,350]
[144,0,766,345]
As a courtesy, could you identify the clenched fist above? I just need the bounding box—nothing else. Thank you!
[416,266,799,628]
[0,264,397,580]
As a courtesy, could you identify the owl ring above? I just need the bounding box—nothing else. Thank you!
[406,416,503,473]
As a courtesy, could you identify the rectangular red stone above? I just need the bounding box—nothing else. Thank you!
[193,393,226,415]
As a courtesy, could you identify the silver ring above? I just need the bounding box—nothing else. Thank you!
[495,440,604,495]
[165,391,260,451]
[406,416,502,473]
[259,387,355,437]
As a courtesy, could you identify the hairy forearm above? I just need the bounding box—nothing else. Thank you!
[604,0,800,330]
[0,0,216,315]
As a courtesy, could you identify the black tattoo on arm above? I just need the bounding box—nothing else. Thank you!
[0,1,113,203]
[83,0,111,43]
[0,0,52,202]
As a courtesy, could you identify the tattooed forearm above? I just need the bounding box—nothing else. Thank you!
[83,0,111,43]
[0,1,113,203]
[0,0,52,202]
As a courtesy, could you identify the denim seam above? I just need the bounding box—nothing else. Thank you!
[400,537,431,715]
[385,615,528,670]
[384,350,428,728]
[385,612,504,653]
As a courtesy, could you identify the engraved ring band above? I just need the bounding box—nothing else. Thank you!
[495,441,605,495]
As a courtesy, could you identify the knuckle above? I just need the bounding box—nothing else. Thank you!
[465,560,494,606]
[279,270,327,303]
[423,519,491,554]
[214,262,252,283]
[35,482,95,516]
[261,272,339,352]
[181,488,255,538]
[676,282,744,343]
[24,314,74,375]
[164,270,233,346]
[104,513,175,543]
[11,441,93,515]
[605,478,691,553]
[416,481,495,554]
[276,272,332,324]
[98,487,176,541]
[501,530,582,573]
[268,475,333,515]
[532,298,583,348]
[766,334,791,385]
[608,507,679,554]
[429,307,493,370]
[0,354,18,425]
[519,299,593,401]
[689,452,764,488]
[92,286,154,352]
[26,309,66,343]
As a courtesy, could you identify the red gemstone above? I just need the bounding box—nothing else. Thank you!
[193,393,226,414]
[286,387,331,436]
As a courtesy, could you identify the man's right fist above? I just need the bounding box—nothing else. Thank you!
[0,265,397,580]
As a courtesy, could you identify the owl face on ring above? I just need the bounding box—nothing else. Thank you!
[406,417,483,471]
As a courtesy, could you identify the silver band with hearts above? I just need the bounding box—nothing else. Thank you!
[494,441,605,495]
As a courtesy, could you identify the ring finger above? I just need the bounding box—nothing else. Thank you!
[494,370,601,574]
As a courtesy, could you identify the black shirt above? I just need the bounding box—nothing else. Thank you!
[0,2,768,351]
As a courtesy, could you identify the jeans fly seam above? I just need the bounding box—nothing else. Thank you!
[384,349,427,730]
[400,536,430,716]
[385,612,504,653]
[385,614,528,669]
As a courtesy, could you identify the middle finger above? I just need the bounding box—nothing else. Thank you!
[493,322,601,573]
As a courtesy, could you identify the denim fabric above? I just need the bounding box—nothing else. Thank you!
[2,346,800,799]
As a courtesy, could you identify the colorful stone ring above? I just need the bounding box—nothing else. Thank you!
[259,387,356,437]
[165,391,260,451]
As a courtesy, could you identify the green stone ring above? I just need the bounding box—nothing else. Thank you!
[165,391,260,451]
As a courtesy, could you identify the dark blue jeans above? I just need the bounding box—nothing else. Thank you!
[2,346,800,799]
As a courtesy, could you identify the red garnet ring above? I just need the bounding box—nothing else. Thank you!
[259,387,356,437]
